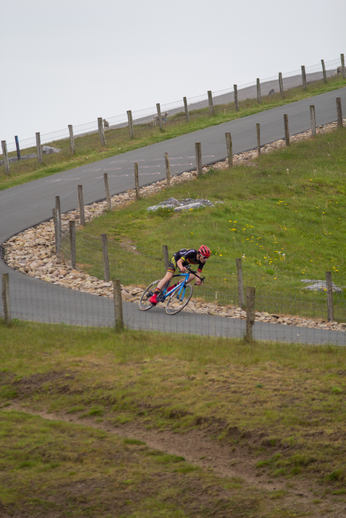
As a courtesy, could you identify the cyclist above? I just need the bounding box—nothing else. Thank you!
[149,245,211,304]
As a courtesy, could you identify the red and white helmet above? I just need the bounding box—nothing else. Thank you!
[198,245,211,258]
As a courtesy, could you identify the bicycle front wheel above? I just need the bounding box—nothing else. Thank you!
[138,280,160,311]
[166,284,193,315]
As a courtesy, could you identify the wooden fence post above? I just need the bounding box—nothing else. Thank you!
[101,234,110,282]
[336,98,343,127]
[1,140,10,175]
[208,90,214,116]
[310,105,316,137]
[36,132,43,163]
[68,124,75,154]
[55,196,61,256]
[55,195,61,220]
[156,103,163,131]
[278,72,284,98]
[321,59,327,83]
[164,153,171,186]
[127,110,134,139]
[341,53,346,79]
[162,245,169,271]
[256,78,262,104]
[69,220,76,269]
[326,271,334,322]
[256,123,261,156]
[183,97,190,122]
[233,84,239,111]
[246,286,256,340]
[104,173,112,210]
[15,136,21,161]
[301,65,307,90]
[113,279,124,331]
[2,273,11,324]
[195,142,202,176]
[134,162,140,200]
[225,132,233,167]
[77,185,85,226]
[235,258,244,309]
[284,114,290,146]
[52,209,57,253]
[98,117,106,146]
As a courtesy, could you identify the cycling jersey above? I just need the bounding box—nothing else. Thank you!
[167,248,205,273]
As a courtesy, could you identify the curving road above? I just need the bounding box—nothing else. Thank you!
[1,88,346,344]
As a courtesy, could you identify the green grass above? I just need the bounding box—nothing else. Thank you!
[1,74,345,191]
[55,126,346,320]
[0,409,267,517]
[1,321,346,514]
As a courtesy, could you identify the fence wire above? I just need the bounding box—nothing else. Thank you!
[58,230,346,323]
[1,267,345,346]
[2,57,342,154]
[2,210,346,344]
[1,54,345,345]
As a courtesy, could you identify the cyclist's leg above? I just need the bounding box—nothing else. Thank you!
[159,256,177,289]
[157,271,174,291]
[186,273,196,283]
[149,258,176,304]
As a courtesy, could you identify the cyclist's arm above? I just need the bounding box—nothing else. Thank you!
[186,270,204,285]
[194,263,205,285]
[194,261,204,285]
[177,258,187,272]
[194,274,203,286]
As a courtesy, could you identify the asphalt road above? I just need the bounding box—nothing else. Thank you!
[1,87,345,345]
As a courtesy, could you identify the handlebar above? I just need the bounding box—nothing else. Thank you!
[185,266,205,283]
[173,266,205,283]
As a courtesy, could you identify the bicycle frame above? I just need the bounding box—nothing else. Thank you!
[161,272,190,301]
[139,267,205,314]
[160,268,204,302]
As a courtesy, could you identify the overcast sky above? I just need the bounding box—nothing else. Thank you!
[1,0,345,146]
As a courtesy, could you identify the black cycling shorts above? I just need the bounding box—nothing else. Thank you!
[167,256,177,273]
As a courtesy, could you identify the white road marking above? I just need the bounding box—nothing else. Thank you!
[95,174,130,178]
[187,155,215,159]
[46,178,80,182]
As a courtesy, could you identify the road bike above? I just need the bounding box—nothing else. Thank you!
[139,266,205,315]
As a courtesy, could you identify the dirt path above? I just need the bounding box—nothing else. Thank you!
[6,403,346,517]
[4,403,288,489]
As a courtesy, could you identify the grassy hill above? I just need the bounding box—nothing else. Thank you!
[1,322,346,516]
[68,125,346,321]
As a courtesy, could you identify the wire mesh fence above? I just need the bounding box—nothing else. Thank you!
[2,186,346,343]
[2,57,343,155]
[58,229,346,322]
[6,185,343,337]
[1,265,346,346]
[1,54,345,345]
[4,222,332,347]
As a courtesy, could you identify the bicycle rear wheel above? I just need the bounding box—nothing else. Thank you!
[166,284,193,315]
[138,280,160,311]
